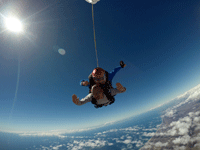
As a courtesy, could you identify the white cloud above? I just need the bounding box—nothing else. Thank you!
[99,128,118,135]
[113,136,144,148]
[173,145,186,150]
[119,126,141,131]
[169,117,191,136]
[52,145,63,150]
[167,128,177,136]
[126,136,132,139]
[142,128,157,131]
[68,139,110,150]
[142,142,153,149]
[127,144,133,149]
[176,91,190,100]
[94,126,143,138]
[123,139,132,144]
[96,132,102,135]
[188,112,195,117]
[180,116,192,123]
[194,143,200,148]
[143,132,156,137]
[17,126,102,137]
[108,129,118,132]
[195,111,200,116]
[108,143,113,146]
[103,121,116,126]
[154,141,168,147]
[194,116,200,123]
[178,127,189,135]
[163,109,177,118]
[187,90,200,101]
[18,131,67,138]
[41,146,50,150]
[172,135,191,145]
[136,140,143,147]
[148,103,166,111]
[73,140,79,144]
[67,143,74,147]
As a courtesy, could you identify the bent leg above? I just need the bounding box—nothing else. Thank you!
[110,88,121,96]
[116,83,126,93]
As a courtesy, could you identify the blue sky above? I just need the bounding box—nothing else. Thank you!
[0,0,200,133]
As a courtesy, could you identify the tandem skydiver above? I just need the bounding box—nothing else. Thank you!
[72,61,126,108]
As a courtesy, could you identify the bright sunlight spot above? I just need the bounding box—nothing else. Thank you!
[5,17,23,33]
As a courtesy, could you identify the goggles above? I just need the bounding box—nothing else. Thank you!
[93,74,106,81]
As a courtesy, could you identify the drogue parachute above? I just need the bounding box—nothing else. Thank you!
[85,0,100,4]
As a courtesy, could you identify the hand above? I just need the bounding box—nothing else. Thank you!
[72,94,80,105]
[83,81,89,86]
[120,61,126,68]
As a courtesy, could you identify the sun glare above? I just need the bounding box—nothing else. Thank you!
[5,17,23,33]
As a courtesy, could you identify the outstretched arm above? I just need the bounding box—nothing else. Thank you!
[108,66,122,81]
[72,93,93,106]
[108,61,126,81]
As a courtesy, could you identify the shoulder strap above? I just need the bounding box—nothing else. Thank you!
[105,71,109,82]
[88,73,95,93]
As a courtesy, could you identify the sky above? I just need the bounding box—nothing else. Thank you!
[0,0,200,133]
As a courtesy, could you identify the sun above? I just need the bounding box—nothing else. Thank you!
[5,17,23,33]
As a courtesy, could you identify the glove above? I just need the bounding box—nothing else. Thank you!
[120,61,126,68]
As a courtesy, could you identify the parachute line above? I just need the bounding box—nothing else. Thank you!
[92,4,99,67]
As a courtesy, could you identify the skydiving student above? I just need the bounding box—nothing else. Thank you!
[72,61,126,108]
[72,83,126,108]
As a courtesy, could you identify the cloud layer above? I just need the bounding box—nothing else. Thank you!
[140,84,200,150]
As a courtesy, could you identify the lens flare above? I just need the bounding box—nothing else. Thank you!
[58,48,66,55]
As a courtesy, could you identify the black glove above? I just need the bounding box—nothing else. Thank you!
[120,61,125,68]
